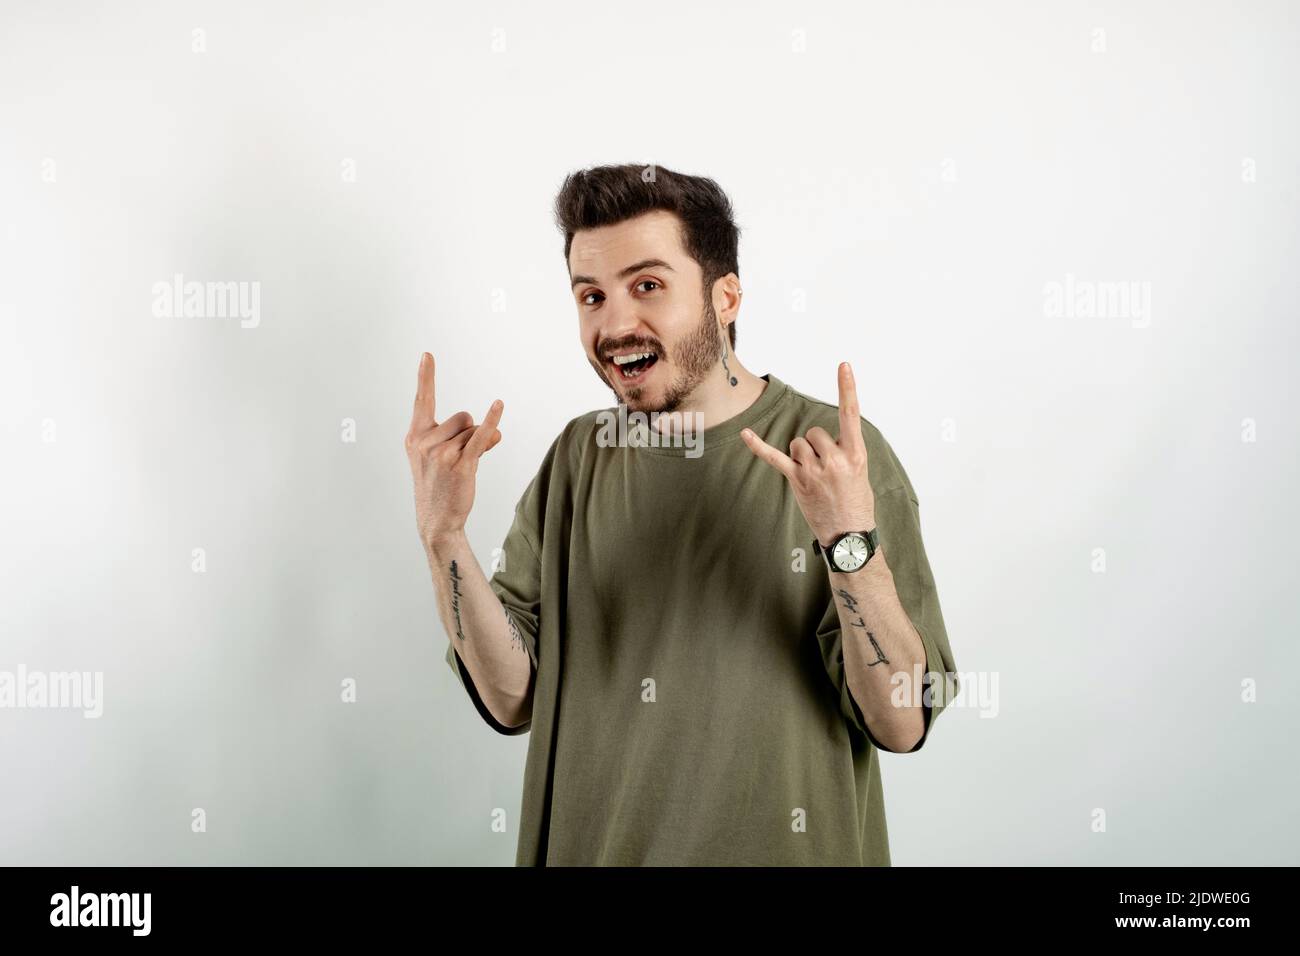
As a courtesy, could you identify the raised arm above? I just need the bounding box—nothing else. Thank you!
[741,362,928,752]
[405,352,534,729]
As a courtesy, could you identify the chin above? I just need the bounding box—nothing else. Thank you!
[606,373,655,411]
[601,362,684,415]
[615,388,656,414]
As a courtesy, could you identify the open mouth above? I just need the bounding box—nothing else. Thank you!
[608,351,659,384]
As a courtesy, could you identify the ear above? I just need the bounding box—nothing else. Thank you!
[712,272,743,323]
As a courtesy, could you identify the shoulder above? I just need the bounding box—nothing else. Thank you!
[530,407,607,477]
[777,380,916,501]
[505,409,604,521]
[560,408,606,443]
[557,408,606,456]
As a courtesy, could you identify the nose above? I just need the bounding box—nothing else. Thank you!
[594,294,647,356]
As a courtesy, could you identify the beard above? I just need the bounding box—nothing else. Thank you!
[588,298,722,415]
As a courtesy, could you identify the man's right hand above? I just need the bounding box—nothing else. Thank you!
[404,352,503,555]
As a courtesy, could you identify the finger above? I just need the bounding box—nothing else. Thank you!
[740,428,797,481]
[464,399,504,459]
[446,424,501,458]
[789,436,816,467]
[430,410,475,443]
[411,352,438,431]
[805,426,837,458]
[444,425,478,453]
[837,362,866,453]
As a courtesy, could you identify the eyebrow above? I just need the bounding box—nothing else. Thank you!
[570,258,675,290]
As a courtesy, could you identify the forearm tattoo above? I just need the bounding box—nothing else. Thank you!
[505,607,525,653]
[449,561,467,642]
[833,587,889,666]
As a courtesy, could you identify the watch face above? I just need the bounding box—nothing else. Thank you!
[832,533,870,571]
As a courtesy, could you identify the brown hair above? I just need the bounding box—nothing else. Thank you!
[553,163,742,349]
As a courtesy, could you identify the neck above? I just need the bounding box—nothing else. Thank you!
[651,356,767,433]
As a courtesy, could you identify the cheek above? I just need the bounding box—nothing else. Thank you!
[578,315,598,351]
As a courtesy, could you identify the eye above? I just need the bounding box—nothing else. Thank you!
[580,290,604,306]
[636,280,661,293]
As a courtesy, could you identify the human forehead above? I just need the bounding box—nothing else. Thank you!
[567,211,692,278]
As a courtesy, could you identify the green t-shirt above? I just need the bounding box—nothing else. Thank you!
[445,373,958,865]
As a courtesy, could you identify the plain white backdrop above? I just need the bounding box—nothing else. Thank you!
[1,0,1297,864]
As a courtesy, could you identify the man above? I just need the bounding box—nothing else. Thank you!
[406,163,959,866]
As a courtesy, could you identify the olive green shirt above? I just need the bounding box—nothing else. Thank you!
[445,373,958,865]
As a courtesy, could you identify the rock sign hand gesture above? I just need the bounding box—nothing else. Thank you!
[405,352,504,551]
[740,363,876,547]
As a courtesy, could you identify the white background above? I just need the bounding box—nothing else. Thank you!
[1,0,1296,864]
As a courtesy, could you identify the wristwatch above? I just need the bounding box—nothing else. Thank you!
[812,528,878,573]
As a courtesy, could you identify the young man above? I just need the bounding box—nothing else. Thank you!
[406,163,959,866]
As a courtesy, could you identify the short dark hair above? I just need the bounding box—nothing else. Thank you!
[553,163,742,349]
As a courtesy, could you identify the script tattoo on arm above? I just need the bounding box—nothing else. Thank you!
[449,561,467,642]
[833,587,889,666]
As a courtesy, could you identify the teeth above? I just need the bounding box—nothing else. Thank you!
[612,352,654,366]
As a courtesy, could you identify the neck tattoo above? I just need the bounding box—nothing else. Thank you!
[721,336,738,387]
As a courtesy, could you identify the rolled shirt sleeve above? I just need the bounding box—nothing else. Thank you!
[444,498,543,736]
